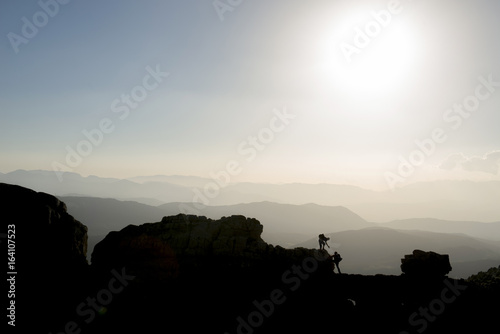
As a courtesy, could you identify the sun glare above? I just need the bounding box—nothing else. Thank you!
[316,16,419,98]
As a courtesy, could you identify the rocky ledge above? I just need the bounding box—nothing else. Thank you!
[91,214,324,279]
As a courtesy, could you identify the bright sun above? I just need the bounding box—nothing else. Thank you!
[317,16,419,98]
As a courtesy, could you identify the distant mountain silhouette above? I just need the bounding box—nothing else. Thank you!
[127,174,214,187]
[62,196,165,235]
[3,170,500,221]
[378,218,500,240]
[0,169,194,203]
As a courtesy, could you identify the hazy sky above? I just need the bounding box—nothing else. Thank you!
[1,0,500,190]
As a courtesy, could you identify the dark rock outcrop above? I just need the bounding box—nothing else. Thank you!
[0,183,89,331]
[91,214,325,280]
[401,249,452,278]
[92,214,265,263]
[88,215,489,334]
[89,214,342,333]
[467,265,500,290]
[1,183,88,264]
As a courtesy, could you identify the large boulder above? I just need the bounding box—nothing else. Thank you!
[91,214,292,278]
[401,249,452,278]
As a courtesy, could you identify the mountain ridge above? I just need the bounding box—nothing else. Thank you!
[2,169,500,221]
[378,218,500,240]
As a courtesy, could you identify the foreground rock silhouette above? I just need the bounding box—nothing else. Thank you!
[91,214,325,277]
[401,249,453,278]
[1,183,89,332]
[1,182,499,333]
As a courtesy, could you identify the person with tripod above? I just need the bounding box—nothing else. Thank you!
[318,234,330,250]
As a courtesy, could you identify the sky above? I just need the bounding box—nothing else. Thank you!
[1,0,500,190]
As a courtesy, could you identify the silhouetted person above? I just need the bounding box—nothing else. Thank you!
[318,234,330,250]
[326,253,335,272]
[333,251,342,274]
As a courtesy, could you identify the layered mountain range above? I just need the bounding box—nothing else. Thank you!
[2,169,500,222]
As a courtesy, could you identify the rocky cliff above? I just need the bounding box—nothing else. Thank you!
[1,182,88,264]
[0,183,89,331]
[91,214,326,280]
[91,214,266,263]
[88,214,340,333]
